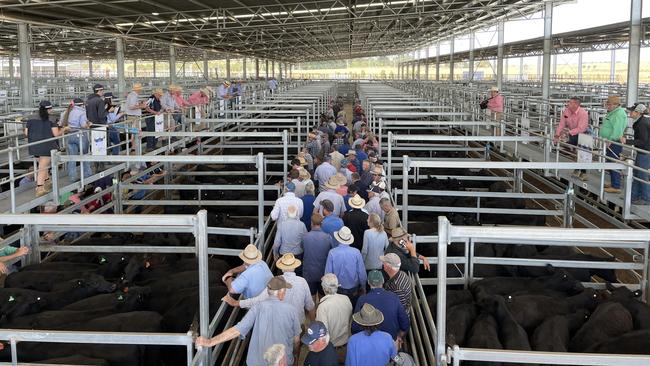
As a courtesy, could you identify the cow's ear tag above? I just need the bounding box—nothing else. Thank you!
[117,295,124,301]
[145,261,151,269]
[8,296,14,302]
[99,256,107,264]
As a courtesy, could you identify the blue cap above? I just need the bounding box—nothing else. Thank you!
[301,321,328,345]
[285,182,296,192]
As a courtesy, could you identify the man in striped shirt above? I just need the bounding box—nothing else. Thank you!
[380,253,412,315]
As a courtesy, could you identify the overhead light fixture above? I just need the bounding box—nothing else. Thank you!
[152,12,159,16]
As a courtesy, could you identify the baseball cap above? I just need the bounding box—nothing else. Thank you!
[301,321,328,345]
[73,97,84,105]
[93,83,104,91]
[39,100,53,109]
[368,270,385,287]
[380,253,401,268]
[285,181,296,192]
[627,103,647,114]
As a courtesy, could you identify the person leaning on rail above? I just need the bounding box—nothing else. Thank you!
[553,96,590,181]
[599,95,628,194]
[625,103,650,205]
[25,100,70,197]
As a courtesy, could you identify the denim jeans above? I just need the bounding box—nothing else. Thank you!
[108,127,121,155]
[607,143,623,188]
[145,116,157,151]
[632,152,650,202]
[66,134,92,180]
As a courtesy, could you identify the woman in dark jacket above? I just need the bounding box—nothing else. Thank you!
[628,103,650,205]
[24,100,69,196]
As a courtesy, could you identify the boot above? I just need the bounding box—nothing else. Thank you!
[35,185,48,197]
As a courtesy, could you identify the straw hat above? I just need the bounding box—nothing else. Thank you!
[352,303,384,327]
[334,173,347,186]
[348,194,365,209]
[324,176,340,190]
[276,253,302,271]
[238,244,262,264]
[132,83,143,91]
[391,227,408,240]
[334,226,354,245]
[490,86,499,92]
[298,168,311,180]
[295,156,307,166]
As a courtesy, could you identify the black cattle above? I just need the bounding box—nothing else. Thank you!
[68,311,161,332]
[606,284,650,330]
[465,313,502,366]
[20,262,100,272]
[0,274,116,319]
[149,285,225,314]
[569,302,634,352]
[5,270,97,292]
[139,270,224,297]
[586,329,650,354]
[446,303,478,346]
[7,289,149,330]
[530,310,590,352]
[0,291,47,324]
[129,257,230,284]
[481,295,532,355]
[470,267,584,299]
[160,285,228,333]
[33,355,110,366]
[516,252,618,283]
[62,286,150,311]
[0,342,143,366]
[428,289,474,320]
[51,253,131,279]
[505,288,600,330]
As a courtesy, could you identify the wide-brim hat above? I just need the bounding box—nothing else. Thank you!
[324,176,340,190]
[349,194,365,209]
[298,168,311,180]
[296,156,307,166]
[276,253,302,270]
[334,173,347,186]
[334,226,354,245]
[239,244,262,264]
[352,303,384,327]
[490,86,499,92]
[391,227,408,240]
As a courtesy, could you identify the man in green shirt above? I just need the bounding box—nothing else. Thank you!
[599,95,628,193]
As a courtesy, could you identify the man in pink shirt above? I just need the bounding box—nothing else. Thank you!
[554,97,590,181]
[487,87,504,114]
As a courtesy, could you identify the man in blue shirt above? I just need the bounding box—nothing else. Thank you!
[302,213,335,296]
[222,244,273,300]
[352,270,409,341]
[325,226,367,306]
[320,200,343,239]
[346,303,397,366]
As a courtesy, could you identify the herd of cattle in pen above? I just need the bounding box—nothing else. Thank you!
[0,157,649,365]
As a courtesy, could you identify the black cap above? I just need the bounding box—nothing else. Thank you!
[73,97,84,105]
[39,100,52,109]
[104,92,114,98]
[93,83,104,91]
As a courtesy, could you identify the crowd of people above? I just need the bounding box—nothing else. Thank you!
[195,98,424,365]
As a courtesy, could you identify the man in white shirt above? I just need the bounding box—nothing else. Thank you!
[313,177,346,217]
[270,182,304,224]
[316,273,352,349]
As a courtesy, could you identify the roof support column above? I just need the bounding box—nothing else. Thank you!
[552,54,557,80]
[577,52,583,83]
[116,38,125,97]
[133,59,137,78]
[279,62,283,80]
[242,58,247,79]
[255,58,260,79]
[424,47,430,80]
[182,61,186,78]
[411,62,415,79]
[435,42,440,81]
[88,59,92,78]
[541,1,553,100]
[496,20,505,90]
[416,51,421,80]
[265,59,269,79]
[169,45,177,85]
[519,57,524,81]
[152,60,156,79]
[537,55,541,81]
[468,31,475,81]
[225,54,231,80]
[610,50,616,83]
[8,55,14,80]
[203,51,209,81]
[53,57,58,78]
[627,0,642,105]
[271,60,275,78]
[449,36,455,81]
[289,63,292,79]
[18,23,31,107]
